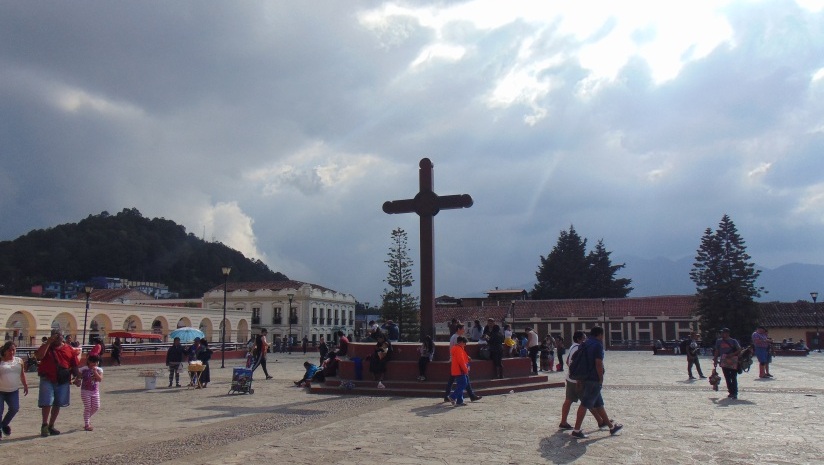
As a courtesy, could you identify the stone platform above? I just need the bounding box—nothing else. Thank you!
[310,342,562,396]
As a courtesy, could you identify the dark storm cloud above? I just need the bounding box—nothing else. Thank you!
[2,1,823,305]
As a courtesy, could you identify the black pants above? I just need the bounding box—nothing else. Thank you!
[444,374,476,398]
[168,363,181,385]
[688,356,704,377]
[418,357,430,377]
[721,367,738,397]
[251,356,270,377]
[528,346,541,373]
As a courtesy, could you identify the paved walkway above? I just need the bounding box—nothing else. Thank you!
[3,351,823,464]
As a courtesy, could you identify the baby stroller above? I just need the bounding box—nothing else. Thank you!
[228,367,254,395]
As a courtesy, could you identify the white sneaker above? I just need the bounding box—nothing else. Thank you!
[377,382,385,389]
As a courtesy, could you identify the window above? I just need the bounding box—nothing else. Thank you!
[290,307,298,325]
[334,309,339,326]
[252,307,261,325]
[312,308,318,325]
[273,307,282,325]
[326,308,331,325]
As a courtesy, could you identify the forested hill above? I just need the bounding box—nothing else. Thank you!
[0,208,288,298]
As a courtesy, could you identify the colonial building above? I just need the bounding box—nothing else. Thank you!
[758,301,821,348]
[0,294,239,346]
[435,295,699,345]
[202,280,356,344]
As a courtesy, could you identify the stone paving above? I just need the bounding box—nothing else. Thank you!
[2,350,823,464]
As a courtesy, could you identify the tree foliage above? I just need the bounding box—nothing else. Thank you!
[532,225,632,299]
[380,228,419,341]
[0,208,287,297]
[690,214,764,344]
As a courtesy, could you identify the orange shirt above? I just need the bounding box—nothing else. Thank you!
[450,344,469,376]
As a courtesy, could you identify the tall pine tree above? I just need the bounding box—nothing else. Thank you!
[532,226,589,299]
[380,228,419,341]
[587,239,633,298]
[690,214,764,344]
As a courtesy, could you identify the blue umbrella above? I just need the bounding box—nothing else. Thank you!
[169,327,205,343]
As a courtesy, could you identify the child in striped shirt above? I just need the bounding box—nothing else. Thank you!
[76,354,104,431]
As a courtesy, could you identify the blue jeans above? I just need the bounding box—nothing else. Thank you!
[1,390,20,428]
[580,381,604,409]
[444,374,476,398]
[450,374,469,404]
[38,377,70,408]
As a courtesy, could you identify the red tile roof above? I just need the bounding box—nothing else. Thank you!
[435,295,697,323]
[434,305,510,323]
[758,301,819,327]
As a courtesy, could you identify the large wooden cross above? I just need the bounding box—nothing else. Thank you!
[383,158,473,341]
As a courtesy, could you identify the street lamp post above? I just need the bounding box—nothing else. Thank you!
[287,292,295,354]
[221,267,231,368]
[82,285,93,347]
[811,292,819,353]
[601,298,607,349]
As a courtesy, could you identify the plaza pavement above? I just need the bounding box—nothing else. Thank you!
[2,350,823,465]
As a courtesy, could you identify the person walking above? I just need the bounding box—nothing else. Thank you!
[250,329,273,380]
[35,329,80,437]
[0,342,28,441]
[752,326,773,379]
[448,336,471,406]
[442,324,481,402]
[714,327,743,399]
[165,337,185,387]
[89,339,105,366]
[110,337,122,366]
[687,333,706,380]
[302,336,309,355]
[558,331,585,430]
[76,354,103,431]
[570,326,623,439]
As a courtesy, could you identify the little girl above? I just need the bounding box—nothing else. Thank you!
[76,354,103,431]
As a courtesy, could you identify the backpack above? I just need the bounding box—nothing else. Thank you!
[567,342,591,381]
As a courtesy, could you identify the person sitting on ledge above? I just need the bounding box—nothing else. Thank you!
[333,331,349,359]
[294,362,320,388]
[309,353,339,385]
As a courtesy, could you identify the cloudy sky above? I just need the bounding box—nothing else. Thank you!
[2,1,824,305]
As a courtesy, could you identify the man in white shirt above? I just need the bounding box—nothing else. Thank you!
[558,331,585,429]
[526,327,540,374]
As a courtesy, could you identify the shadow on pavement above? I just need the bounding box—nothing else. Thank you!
[539,431,611,464]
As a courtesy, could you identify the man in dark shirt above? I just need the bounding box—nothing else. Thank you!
[571,326,623,439]
[166,337,186,387]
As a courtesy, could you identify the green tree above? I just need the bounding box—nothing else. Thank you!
[532,226,589,299]
[587,239,633,298]
[690,214,764,344]
[532,226,631,299]
[380,228,419,341]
